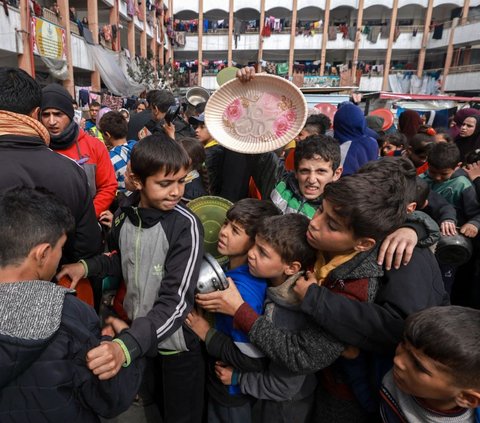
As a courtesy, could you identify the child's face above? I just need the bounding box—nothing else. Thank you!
[135,167,188,211]
[306,199,360,254]
[194,124,211,144]
[295,155,341,200]
[427,165,457,183]
[392,340,459,405]
[381,142,401,157]
[247,235,288,284]
[407,145,429,168]
[42,234,67,281]
[217,219,252,258]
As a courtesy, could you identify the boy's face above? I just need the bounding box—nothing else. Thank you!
[295,155,341,200]
[392,340,460,405]
[407,144,429,168]
[381,142,401,156]
[134,167,188,211]
[427,165,457,183]
[217,219,252,258]
[247,235,288,283]
[42,234,67,281]
[89,105,100,122]
[306,199,372,254]
[194,124,211,144]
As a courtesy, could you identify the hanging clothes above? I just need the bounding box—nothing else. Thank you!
[393,26,401,42]
[348,26,356,42]
[367,26,380,43]
[328,25,337,40]
[432,24,443,40]
[380,25,389,39]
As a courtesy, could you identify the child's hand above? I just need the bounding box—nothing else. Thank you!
[293,271,317,300]
[102,316,129,337]
[86,341,125,380]
[185,308,210,341]
[236,66,256,82]
[465,161,480,181]
[163,122,175,140]
[460,223,478,238]
[440,220,457,236]
[56,262,87,289]
[195,278,244,316]
[215,361,234,385]
[377,227,417,270]
[99,210,113,228]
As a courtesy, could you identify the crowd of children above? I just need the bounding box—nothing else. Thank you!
[1,65,480,423]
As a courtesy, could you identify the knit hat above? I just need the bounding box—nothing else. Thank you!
[366,115,385,133]
[41,84,75,121]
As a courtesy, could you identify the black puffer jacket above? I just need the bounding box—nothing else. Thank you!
[0,281,143,423]
[0,134,102,262]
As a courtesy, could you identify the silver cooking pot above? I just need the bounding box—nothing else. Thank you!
[435,233,473,266]
[186,86,210,107]
[196,253,229,294]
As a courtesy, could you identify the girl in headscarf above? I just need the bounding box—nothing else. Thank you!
[455,114,480,162]
[449,108,480,139]
[398,109,422,141]
[333,102,378,175]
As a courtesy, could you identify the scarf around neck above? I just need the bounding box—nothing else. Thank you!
[49,120,79,150]
[0,110,50,145]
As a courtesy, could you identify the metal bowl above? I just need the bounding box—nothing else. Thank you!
[186,86,210,106]
[196,253,229,294]
[435,233,473,266]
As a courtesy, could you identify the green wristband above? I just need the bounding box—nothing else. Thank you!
[112,338,131,367]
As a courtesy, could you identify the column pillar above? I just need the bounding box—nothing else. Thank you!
[288,0,298,78]
[351,0,364,85]
[110,0,120,51]
[140,0,148,58]
[18,0,35,77]
[88,0,101,91]
[417,0,433,77]
[441,18,459,92]
[159,5,165,67]
[382,0,399,91]
[228,0,234,66]
[166,0,173,65]
[198,0,203,82]
[257,0,266,72]
[461,0,470,25]
[58,0,74,96]
[320,0,330,76]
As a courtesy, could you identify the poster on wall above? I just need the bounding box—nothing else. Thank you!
[31,17,66,60]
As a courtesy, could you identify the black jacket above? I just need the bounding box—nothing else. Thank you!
[0,134,102,262]
[0,281,143,423]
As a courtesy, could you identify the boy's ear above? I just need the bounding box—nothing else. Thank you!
[30,106,40,120]
[333,166,343,181]
[131,174,144,190]
[455,390,480,409]
[354,237,376,252]
[406,201,417,213]
[30,243,52,266]
[284,261,302,276]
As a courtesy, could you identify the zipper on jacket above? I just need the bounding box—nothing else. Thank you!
[134,208,142,299]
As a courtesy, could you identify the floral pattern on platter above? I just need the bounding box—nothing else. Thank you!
[223,93,296,141]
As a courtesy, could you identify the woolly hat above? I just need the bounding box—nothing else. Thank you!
[366,115,385,133]
[41,84,75,121]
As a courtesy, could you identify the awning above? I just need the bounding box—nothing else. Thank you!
[87,44,145,97]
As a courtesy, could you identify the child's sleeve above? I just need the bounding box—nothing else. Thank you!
[205,328,267,372]
[425,190,457,225]
[239,362,312,401]
[118,215,204,359]
[461,185,480,228]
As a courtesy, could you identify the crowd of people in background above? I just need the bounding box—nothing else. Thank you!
[0,65,480,423]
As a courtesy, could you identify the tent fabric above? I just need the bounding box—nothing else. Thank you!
[40,57,69,81]
[87,44,145,97]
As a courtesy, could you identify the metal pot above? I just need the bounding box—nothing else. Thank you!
[435,233,473,266]
[196,253,229,294]
[186,86,210,107]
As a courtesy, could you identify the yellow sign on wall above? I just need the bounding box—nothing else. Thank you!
[31,17,66,60]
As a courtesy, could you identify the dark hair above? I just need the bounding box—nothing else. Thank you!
[294,135,341,171]
[134,100,147,110]
[256,214,316,270]
[195,102,206,115]
[303,114,331,136]
[89,101,101,108]
[464,149,480,165]
[226,199,281,240]
[324,160,409,240]
[0,67,42,115]
[148,89,175,113]
[428,142,461,170]
[179,137,211,194]
[434,129,453,143]
[409,133,434,153]
[382,132,408,149]
[405,306,480,388]
[0,187,74,267]
[98,111,128,139]
[415,177,430,209]
[359,157,417,204]
[130,134,190,183]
